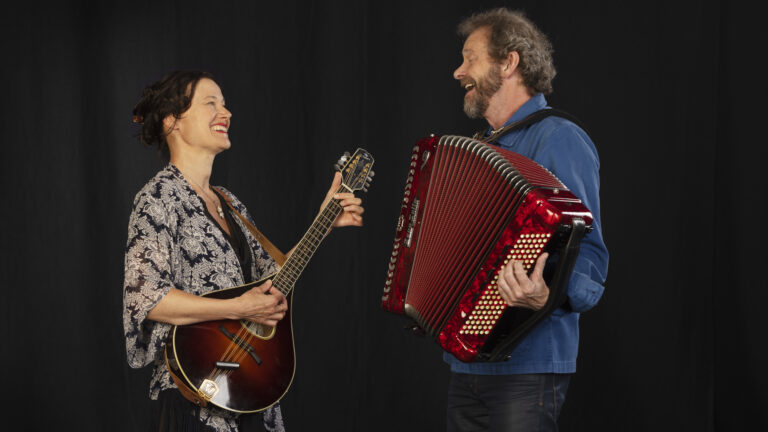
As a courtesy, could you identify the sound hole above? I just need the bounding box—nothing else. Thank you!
[240,320,276,340]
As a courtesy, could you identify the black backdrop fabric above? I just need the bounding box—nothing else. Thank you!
[1,1,765,431]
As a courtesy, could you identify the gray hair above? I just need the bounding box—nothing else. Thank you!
[458,8,556,95]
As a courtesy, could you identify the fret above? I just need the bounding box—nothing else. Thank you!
[269,148,373,295]
[272,188,344,293]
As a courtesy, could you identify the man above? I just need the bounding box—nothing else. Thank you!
[446,8,609,431]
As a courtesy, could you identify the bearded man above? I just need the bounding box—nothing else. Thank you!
[446,8,609,432]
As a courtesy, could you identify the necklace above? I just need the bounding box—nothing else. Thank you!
[186,175,225,219]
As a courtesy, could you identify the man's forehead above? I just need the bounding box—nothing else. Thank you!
[462,27,490,53]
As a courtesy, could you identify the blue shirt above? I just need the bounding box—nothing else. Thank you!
[444,94,609,374]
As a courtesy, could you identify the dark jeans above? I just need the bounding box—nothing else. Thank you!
[447,372,571,432]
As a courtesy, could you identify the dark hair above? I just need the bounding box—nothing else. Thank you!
[458,8,556,95]
[132,70,215,160]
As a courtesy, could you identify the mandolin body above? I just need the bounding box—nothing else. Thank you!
[166,274,296,413]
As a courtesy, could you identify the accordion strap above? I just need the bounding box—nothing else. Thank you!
[473,108,587,144]
[211,187,287,266]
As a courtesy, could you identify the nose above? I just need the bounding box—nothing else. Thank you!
[219,105,232,119]
[453,62,466,81]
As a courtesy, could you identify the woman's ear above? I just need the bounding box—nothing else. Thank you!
[163,115,178,134]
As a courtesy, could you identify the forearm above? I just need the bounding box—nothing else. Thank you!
[146,287,242,326]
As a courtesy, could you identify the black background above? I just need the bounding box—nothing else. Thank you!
[1,0,765,430]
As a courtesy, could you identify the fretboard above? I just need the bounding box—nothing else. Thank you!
[272,188,344,295]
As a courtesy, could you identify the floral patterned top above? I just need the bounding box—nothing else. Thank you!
[123,163,284,431]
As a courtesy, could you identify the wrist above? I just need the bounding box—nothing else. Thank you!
[225,297,245,320]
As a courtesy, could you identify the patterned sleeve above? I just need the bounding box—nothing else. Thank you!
[122,184,177,368]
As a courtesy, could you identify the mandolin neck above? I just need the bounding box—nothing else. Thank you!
[271,186,346,295]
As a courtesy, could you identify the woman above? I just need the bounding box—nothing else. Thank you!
[123,70,364,431]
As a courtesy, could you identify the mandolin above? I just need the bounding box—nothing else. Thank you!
[165,148,374,413]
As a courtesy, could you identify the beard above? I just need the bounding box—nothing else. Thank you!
[462,65,503,119]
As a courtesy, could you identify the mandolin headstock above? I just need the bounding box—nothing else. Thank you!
[334,148,375,193]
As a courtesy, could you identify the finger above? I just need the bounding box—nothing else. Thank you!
[329,172,342,191]
[341,204,365,215]
[340,215,364,227]
[496,270,514,306]
[512,261,529,282]
[259,279,273,293]
[268,286,286,301]
[336,216,363,227]
[321,174,343,210]
[274,298,288,310]
[531,252,549,283]
[334,193,357,201]
[507,261,529,297]
[501,262,522,299]
[513,261,534,295]
[338,200,363,209]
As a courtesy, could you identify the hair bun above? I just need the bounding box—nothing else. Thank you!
[132,70,214,160]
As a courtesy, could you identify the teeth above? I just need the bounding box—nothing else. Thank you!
[212,125,228,132]
[464,83,475,90]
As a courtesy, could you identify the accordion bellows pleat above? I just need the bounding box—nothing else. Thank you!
[382,135,593,362]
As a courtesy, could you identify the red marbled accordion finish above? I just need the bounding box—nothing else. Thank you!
[382,135,592,362]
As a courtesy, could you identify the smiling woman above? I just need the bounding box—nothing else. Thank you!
[123,70,365,432]
[126,70,288,431]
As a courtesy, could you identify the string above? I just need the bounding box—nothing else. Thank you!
[214,185,346,381]
[209,185,347,382]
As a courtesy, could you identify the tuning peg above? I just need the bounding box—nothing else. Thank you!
[334,164,341,171]
[344,151,351,157]
[362,187,368,193]
[364,182,371,189]
[368,170,375,177]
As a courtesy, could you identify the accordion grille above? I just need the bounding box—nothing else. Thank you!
[405,136,530,333]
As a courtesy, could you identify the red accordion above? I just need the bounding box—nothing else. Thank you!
[381,135,592,362]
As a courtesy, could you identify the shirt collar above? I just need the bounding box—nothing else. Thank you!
[487,93,548,134]
[165,162,202,204]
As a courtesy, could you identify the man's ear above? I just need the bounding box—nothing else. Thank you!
[501,51,520,78]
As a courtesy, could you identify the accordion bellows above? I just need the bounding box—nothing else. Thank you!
[382,135,593,362]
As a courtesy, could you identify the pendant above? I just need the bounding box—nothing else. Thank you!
[217,205,225,219]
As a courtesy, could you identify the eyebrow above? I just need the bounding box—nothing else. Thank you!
[203,95,225,103]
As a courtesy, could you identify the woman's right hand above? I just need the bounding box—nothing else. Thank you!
[236,280,288,326]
